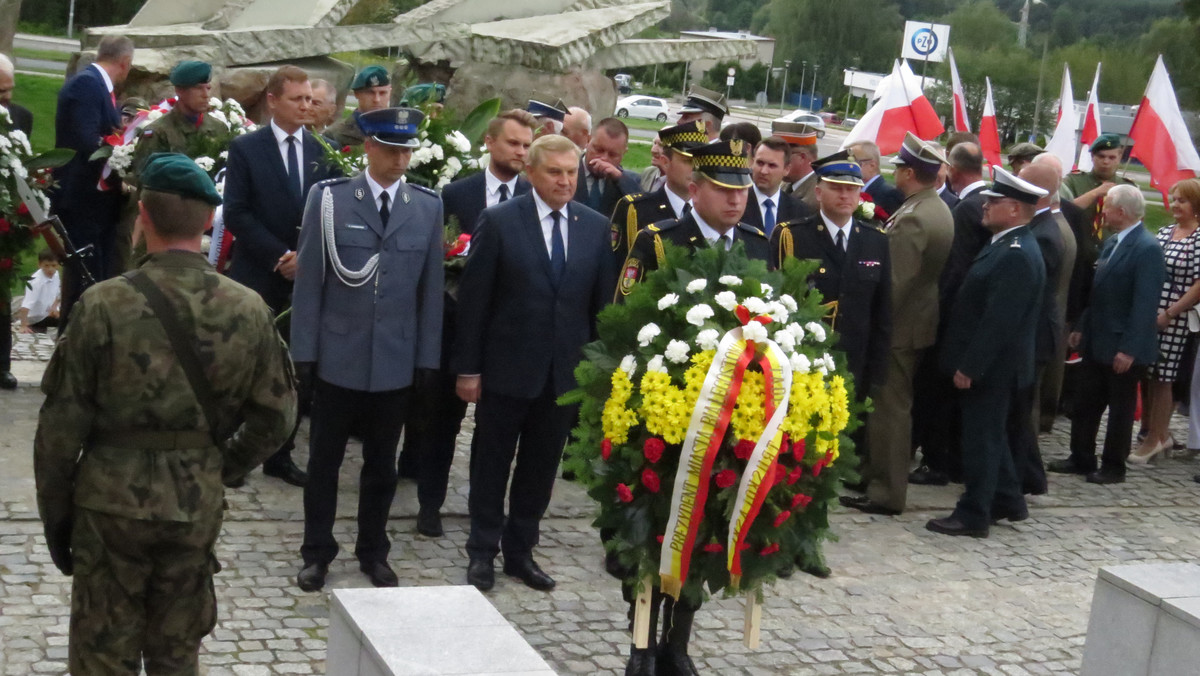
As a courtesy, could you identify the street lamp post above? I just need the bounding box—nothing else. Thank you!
[779,59,791,115]
[811,64,820,111]
[798,60,807,110]
[67,0,77,38]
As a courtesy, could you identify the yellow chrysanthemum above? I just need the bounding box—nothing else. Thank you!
[602,370,639,444]
[730,370,766,442]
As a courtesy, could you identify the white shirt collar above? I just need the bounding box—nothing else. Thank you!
[864,174,881,190]
[664,188,689,220]
[270,119,303,145]
[791,171,815,192]
[1035,206,1051,216]
[990,224,1026,244]
[937,183,951,196]
[960,180,988,198]
[92,63,114,94]
[752,184,783,208]
[820,209,853,245]
[363,171,401,211]
[531,188,568,225]
[484,167,518,199]
[693,211,734,249]
[1113,222,1141,246]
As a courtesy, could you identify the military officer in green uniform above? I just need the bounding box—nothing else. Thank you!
[615,138,769,300]
[325,65,392,148]
[34,153,298,674]
[130,61,228,176]
[1062,133,1135,243]
[608,120,707,273]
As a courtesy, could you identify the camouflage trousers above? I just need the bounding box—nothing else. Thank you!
[69,508,222,675]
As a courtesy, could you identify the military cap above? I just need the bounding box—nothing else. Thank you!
[658,120,707,155]
[680,85,728,120]
[169,61,212,88]
[690,139,751,189]
[356,107,424,148]
[891,131,947,171]
[120,97,148,118]
[981,165,1048,204]
[771,120,819,147]
[140,152,222,206]
[1090,133,1123,153]
[351,65,390,91]
[1007,142,1043,163]
[526,98,568,123]
[813,150,864,186]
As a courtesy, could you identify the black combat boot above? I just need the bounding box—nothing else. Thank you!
[656,598,700,676]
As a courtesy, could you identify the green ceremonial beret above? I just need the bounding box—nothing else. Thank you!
[1091,133,1123,153]
[169,60,212,88]
[140,153,222,206]
[351,65,390,91]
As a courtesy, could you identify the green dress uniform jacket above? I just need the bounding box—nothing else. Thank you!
[325,112,365,147]
[130,109,230,178]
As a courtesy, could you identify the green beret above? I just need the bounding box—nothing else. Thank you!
[140,153,222,206]
[1091,133,1123,153]
[351,65,390,91]
[169,60,212,88]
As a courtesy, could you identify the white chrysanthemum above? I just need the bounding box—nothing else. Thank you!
[219,150,229,161]
[714,290,738,311]
[685,304,714,326]
[194,156,216,172]
[823,354,836,371]
[805,321,827,343]
[779,294,798,312]
[786,322,805,342]
[664,339,690,364]
[789,352,811,373]
[768,300,789,324]
[696,329,720,351]
[718,275,742,286]
[435,176,452,191]
[773,329,796,352]
[448,130,471,154]
[759,282,774,298]
[431,144,444,161]
[658,293,680,310]
[477,152,490,169]
[229,112,244,127]
[742,296,768,315]
[742,321,768,342]
[686,278,707,293]
[619,354,637,376]
[207,110,229,128]
[208,97,223,111]
[215,181,225,196]
[444,156,463,178]
[410,147,434,167]
[637,323,661,347]
[646,355,667,373]
[224,98,246,116]
[815,358,829,375]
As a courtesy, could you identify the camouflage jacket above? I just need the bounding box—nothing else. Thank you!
[130,108,230,180]
[34,251,297,527]
[324,113,365,148]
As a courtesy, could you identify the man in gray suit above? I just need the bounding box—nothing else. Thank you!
[290,108,445,591]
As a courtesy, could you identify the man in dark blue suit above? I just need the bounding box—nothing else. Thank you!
[927,167,1048,538]
[1053,185,1165,484]
[51,35,133,325]
[403,109,536,537]
[574,117,641,219]
[224,65,340,486]
[849,140,905,217]
[744,136,810,237]
[453,134,612,593]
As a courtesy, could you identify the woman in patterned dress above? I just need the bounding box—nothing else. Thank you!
[1131,178,1200,463]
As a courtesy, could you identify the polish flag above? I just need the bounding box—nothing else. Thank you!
[1077,63,1103,172]
[1129,55,1200,204]
[979,77,1002,168]
[841,60,944,156]
[1043,65,1077,177]
[949,48,970,133]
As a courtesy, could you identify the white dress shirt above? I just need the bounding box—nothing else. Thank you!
[665,188,690,220]
[21,270,60,324]
[990,224,1027,245]
[92,63,114,95]
[531,189,569,258]
[959,180,988,199]
[364,171,401,221]
[693,211,734,250]
[821,210,853,249]
[270,120,305,196]
[752,185,784,227]
[484,167,519,208]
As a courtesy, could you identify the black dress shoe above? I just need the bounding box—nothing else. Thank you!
[926,516,988,538]
[625,646,656,676]
[224,475,246,488]
[0,371,17,390]
[1085,470,1125,484]
[503,557,556,591]
[262,458,308,487]
[467,558,494,591]
[839,495,901,516]
[297,562,328,592]
[416,508,443,537]
[908,465,949,486]
[843,479,868,493]
[360,561,399,587]
[990,505,1029,523]
[1047,458,1092,475]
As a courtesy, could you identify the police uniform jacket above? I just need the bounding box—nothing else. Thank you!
[1074,224,1165,366]
[615,214,769,299]
[885,187,954,351]
[1029,209,1067,365]
[939,226,1045,389]
[291,174,445,392]
[771,214,893,390]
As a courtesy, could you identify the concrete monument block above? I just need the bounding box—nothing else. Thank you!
[446,62,616,126]
[0,0,19,57]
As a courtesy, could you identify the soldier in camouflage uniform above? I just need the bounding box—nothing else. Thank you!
[34,153,297,675]
[325,65,392,148]
[130,61,228,176]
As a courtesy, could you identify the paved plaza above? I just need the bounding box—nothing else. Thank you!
[2,332,1200,675]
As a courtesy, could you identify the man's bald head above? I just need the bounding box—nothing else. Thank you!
[1029,153,1065,203]
[1019,163,1060,209]
[947,142,984,193]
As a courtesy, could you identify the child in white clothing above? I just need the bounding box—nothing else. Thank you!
[18,249,61,334]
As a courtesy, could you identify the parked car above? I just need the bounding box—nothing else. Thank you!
[819,111,842,126]
[615,95,670,122]
[843,117,859,129]
[772,110,826,138]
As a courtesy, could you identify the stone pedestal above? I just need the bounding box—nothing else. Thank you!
[1082,563,1200,676]
[445,62,615,122]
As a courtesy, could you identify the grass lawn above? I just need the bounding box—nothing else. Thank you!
[14,47,72,63]
[620,117,668,133]
[623,142,652,173]
[17,72,64,154]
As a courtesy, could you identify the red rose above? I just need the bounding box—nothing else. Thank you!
[643,437,665,463]
[341,145,352,153]
[773,510,792,528]
[733,439,755,460]
[0,218,9,234]
[792,439,806,462]
[656,534,664,543]
[641,468,661,493]
[791,493,812,509]
[17,203,29,216]
[787,465,803,484]
[0,258,12,271]
[702,542,723,553]
[773,465,787,486]
[616,483,633,502]
[714,469,737,488]
[760,543,780,555]
[601,439,612,460]
[812,460,823,477]
[779,439,790,456]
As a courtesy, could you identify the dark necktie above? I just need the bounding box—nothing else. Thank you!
[682,203,692,218]
[498,183,510,203]
[550,210,566,284]
[836,228,846,252]
[379,191,390,226]
[763,198,776,235]
[588,176,603,210]
[286,135,301,203]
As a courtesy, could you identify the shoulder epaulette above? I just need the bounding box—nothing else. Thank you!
[621,192,643,204]
[736,222,766,238]
[316,177,351,187]
[408,183,438,197]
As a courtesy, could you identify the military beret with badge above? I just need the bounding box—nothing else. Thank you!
[140,152,223,206]
[351,65,390,91]
[169,60,212,88]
